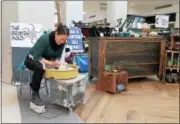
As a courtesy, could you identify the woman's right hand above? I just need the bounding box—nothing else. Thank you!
[41,58,59,68]
[49,61,54,67]
[49,61,59,68]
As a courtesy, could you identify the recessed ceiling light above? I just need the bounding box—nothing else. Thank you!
[83,12,86,14]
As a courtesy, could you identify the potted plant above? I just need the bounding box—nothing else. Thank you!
[167,60,173,67]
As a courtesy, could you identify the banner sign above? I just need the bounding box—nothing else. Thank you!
[67,27,83,53]
[10,23,43,47]
[155,15,169,28]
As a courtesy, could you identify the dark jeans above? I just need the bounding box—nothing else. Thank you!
[24,56,44,92]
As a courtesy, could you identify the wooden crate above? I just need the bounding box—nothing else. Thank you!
[88,37,166,91]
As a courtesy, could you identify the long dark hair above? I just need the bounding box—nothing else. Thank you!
[56,24,69,35]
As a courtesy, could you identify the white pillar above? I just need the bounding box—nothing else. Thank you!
[107,1,128,27]
[2,1,19,83]
[176,12,179,28]
[60,1,83,27]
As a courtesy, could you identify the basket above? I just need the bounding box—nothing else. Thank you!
[45,64,79,80]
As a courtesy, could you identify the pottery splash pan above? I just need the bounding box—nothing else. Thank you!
[45,64,79,80]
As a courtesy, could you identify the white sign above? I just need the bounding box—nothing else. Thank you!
[10,23,43,47]
[155,15,169,28]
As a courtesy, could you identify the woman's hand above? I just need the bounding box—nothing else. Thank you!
[53,60,60,67]
[41,58,60,68]
[41,59,56,68]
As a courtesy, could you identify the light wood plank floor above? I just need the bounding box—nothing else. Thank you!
[74,78,179,123]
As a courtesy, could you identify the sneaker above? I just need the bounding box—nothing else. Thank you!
[31,90,45,107]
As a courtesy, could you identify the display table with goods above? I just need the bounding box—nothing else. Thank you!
[44,64,87,113]
[88,37,166,91]
[162,35,180,84]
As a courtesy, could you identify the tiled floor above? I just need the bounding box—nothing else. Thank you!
[2,83,21,123]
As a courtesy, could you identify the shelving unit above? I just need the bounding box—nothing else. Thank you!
[165,67,180,70]
[166,50,180,54]
[162,35,180,84]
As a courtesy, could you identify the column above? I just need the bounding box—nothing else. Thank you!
[2,1,19,83]
[107,1,128,27]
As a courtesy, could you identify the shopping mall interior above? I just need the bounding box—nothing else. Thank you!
[1,0,180,123]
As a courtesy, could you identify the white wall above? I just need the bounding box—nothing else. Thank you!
[57,1,83,27]
[128,2,179,16]
[176,12,179,28]
[148,3,179,15]
[107,1,128,27]
[18,1,54,30]
[83,1,107,23]
[0,1,1,75]
[83,11,106,23]
[128,7,149,16]
[83,1,106,13]
[1,1,55,83]
[0,2,1,108]
[66,1,83,27]
[128,2,179,28]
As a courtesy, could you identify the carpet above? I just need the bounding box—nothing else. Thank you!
[16,74,89,123]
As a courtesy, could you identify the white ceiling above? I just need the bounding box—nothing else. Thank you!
[83,1,107,13]
[83,0,179,13]
[128,0,179,9]
[82,0,179,17]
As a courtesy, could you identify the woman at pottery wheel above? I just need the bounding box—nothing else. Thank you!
[24,24,69,109]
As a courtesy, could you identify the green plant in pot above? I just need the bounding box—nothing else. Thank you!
[105,65,118,73]
[177,61,180,68]
[105,65,112,71]
[168,60,173,67]
[173,60,177,68]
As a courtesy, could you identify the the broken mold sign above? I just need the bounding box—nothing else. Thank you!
[10,23,43,48]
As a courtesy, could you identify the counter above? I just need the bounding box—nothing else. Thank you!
[88,37,166,91]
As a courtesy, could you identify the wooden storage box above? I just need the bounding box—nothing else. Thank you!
[102,71,128,93]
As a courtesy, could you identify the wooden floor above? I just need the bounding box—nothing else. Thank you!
[74,77,179,123]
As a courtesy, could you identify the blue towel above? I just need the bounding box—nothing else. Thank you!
[117,84,125,92]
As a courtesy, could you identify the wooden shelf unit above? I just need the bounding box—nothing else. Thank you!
[171,35,180,50]
[166,50,180,54]
[165,67,180,70]
[162,35,180,84]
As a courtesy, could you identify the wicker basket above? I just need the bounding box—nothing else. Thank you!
[45,64,79,80]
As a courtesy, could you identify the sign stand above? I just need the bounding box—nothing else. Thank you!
[67,27,84,53]
[10,23,43,85]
